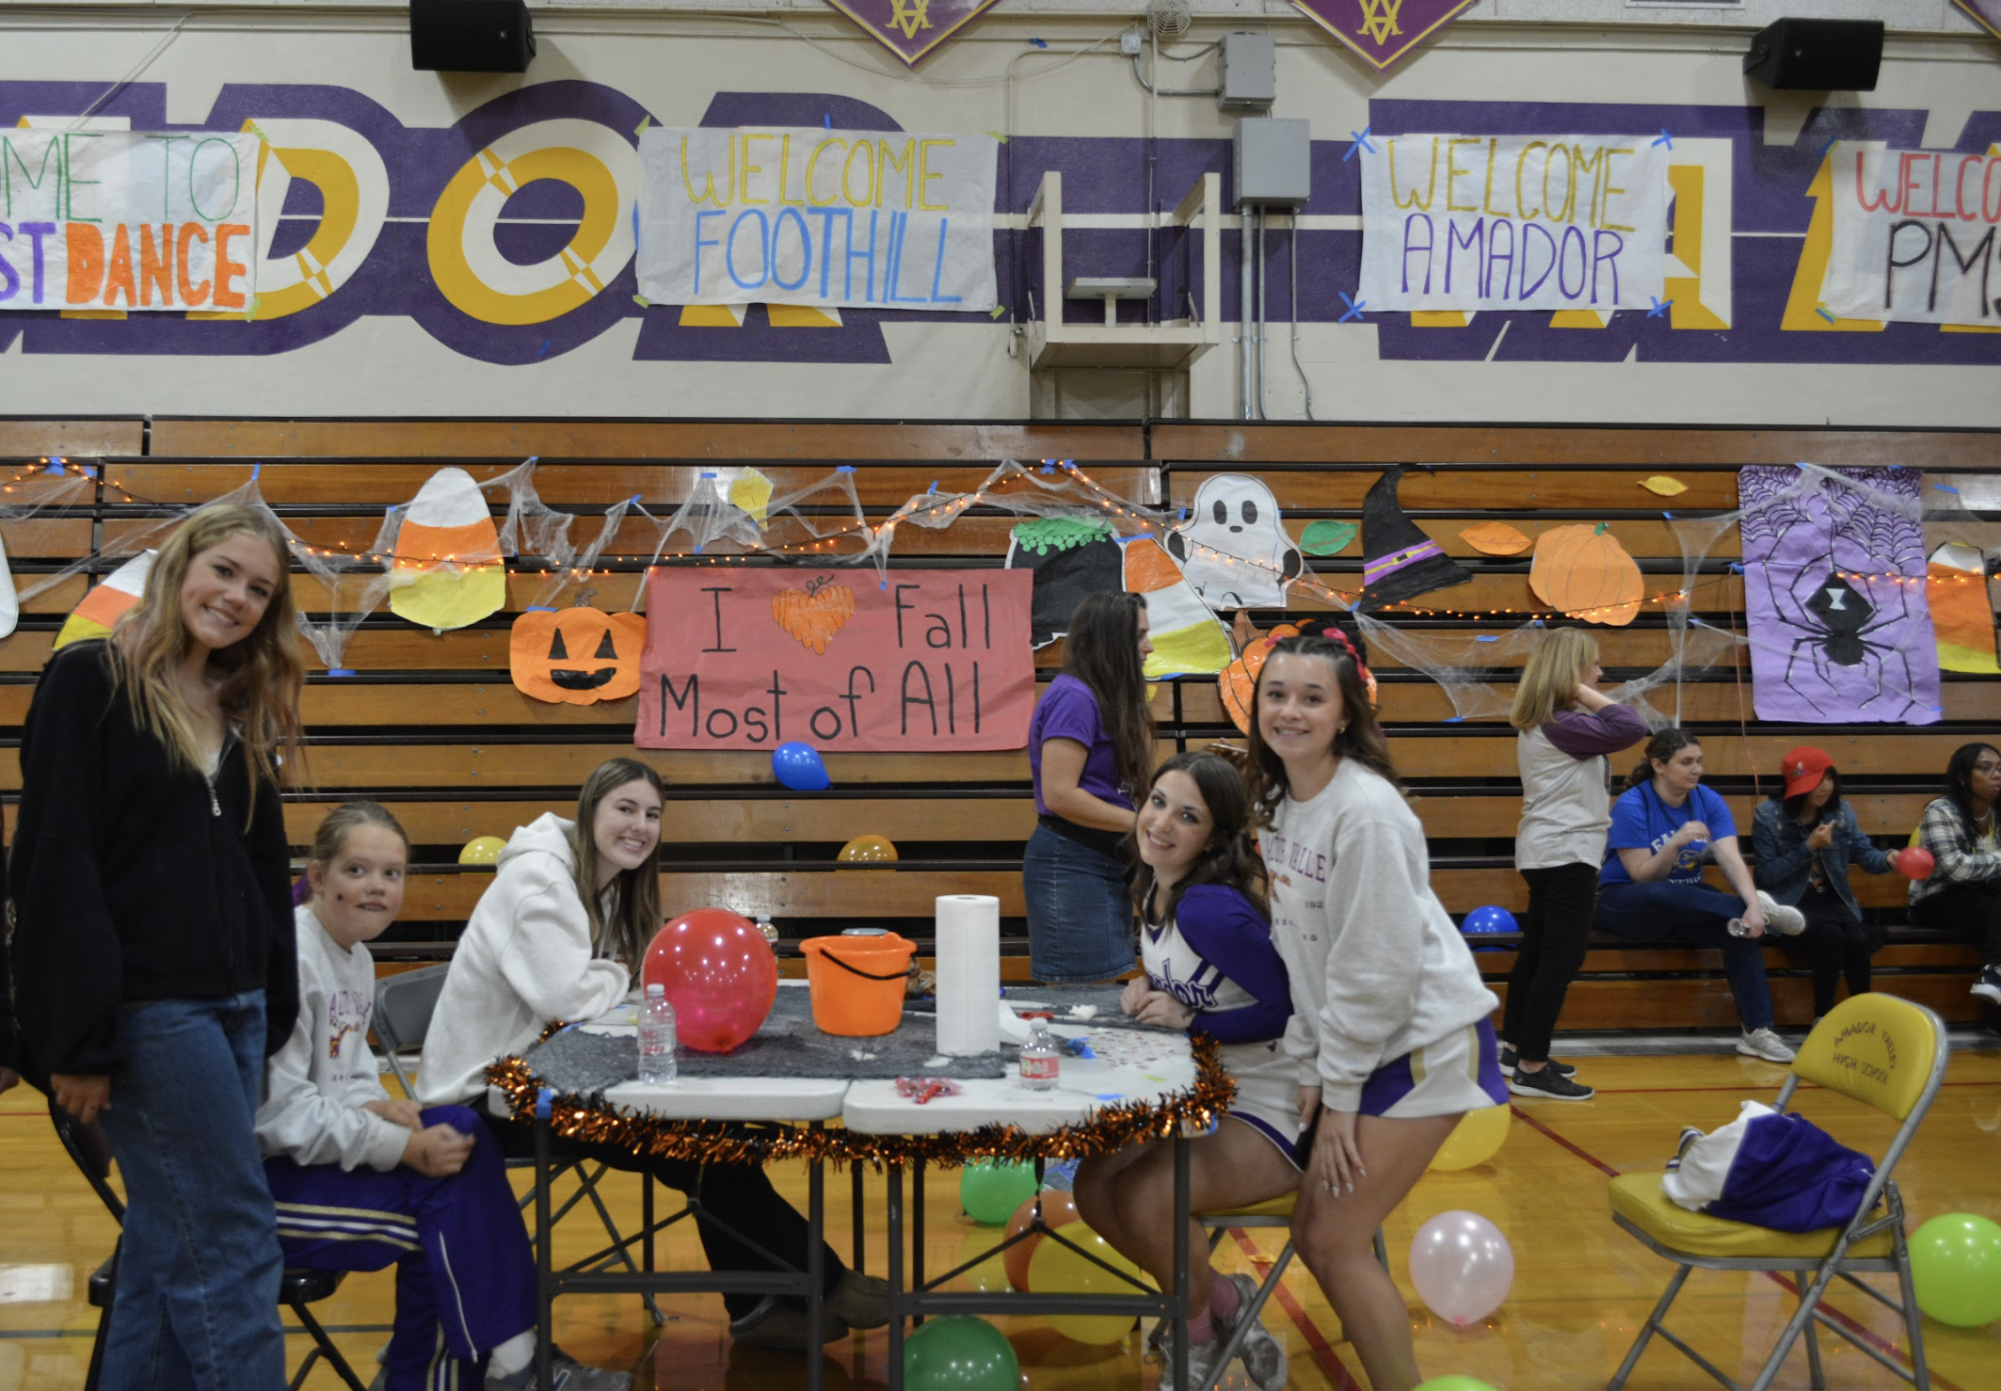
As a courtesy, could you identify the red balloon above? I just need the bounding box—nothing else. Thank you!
[1897,846,1935,881]
[641,909,778,1053]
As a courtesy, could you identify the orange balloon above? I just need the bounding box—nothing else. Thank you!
[1002,1190,1080,1292]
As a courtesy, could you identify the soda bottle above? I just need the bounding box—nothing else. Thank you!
[638,982,678,1084]
[1020,1014,1060,1091]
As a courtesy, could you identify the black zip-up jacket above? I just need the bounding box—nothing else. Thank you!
[7,641,298,1077]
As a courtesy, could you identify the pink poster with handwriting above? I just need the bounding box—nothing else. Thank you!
[636,567,1036,752]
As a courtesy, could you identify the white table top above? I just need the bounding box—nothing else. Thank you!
[513,995,1195,1134]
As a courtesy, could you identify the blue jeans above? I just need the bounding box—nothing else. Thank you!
[96,993,286,1391]
[1022,823,1134,983]
[1596,880,1774,1031]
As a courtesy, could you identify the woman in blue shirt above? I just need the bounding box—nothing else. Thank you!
[1596,729,1806,1063]
[1753,746,1911,1023]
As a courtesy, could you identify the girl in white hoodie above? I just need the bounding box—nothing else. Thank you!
[258,802,628,1391]
[1245,634,1505,1391]
[416,757,887,1351]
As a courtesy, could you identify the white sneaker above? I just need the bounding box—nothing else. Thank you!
[1155,1322,1228,1391]
[1755,891,1808,936]
[1737,1027,1797,1063]
[1218,1273,1289,1391]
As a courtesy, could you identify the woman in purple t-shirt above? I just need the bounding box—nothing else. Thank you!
[1024,592,1156,982]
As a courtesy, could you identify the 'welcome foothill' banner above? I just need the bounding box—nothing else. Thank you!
[1358,133,1669,313]
[637,126,997,313]
[0,129,260,311]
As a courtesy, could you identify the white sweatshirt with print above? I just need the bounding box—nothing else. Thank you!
[255,905,408,1172]
[1263,759,1500,1112]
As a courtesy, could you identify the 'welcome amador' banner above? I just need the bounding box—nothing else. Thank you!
[636,126,997,312]
[1822,142,2001,326]
[0,129,260,311]
[1359,133,1668,313]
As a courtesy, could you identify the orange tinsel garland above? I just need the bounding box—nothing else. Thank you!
[483,1031,1237,1169]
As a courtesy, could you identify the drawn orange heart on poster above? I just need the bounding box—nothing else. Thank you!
[772,575,856,654]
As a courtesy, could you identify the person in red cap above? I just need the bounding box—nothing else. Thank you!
[1752,747,1912,1024]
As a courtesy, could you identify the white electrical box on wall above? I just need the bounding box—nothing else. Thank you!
[1232,117,1311,209]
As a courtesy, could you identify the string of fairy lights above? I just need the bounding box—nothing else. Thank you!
[2,455,1984,622]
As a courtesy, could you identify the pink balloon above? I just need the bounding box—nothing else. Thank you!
[1408,1210,1514,1328]
[641,909,777,1053]
[1897,846,1935,881]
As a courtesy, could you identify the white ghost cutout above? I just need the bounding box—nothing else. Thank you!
[1166,474,1304,609]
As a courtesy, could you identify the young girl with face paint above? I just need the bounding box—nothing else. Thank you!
[1071,752,1297,1391]
[10,503,304,1391]
[257,803,628,1391]
[417,758,890,1352]
[1244,634,1504,1391]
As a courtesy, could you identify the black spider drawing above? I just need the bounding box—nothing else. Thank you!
[1767,569,1922,719]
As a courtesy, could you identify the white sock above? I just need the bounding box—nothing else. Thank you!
[490,1331,535,1376]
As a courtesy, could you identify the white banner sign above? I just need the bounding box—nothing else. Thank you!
[637,127,997,311]
[0,129,260,312]
[1822,143,2001,326]
[1359,134,1668,313]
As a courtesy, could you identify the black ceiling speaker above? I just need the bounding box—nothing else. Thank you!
[1743,18,1884,91]
[410,0,536,73]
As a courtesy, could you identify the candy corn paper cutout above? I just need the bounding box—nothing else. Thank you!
[386,467,507,631]
[55,551,155,650]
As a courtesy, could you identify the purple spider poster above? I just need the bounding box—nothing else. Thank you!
[1740,466,1940,725]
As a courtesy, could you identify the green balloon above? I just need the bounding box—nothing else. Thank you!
[959,1160,1038,1226]
[1910,1212,2001,1328]
[1412,1379,1500,1391]
[902,1316,1019,1391]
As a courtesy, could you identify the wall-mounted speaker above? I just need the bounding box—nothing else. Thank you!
[410,0,536,74]
[1743,18,1883,91]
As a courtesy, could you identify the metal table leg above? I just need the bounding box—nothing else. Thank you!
[887,1162,906,1387]
[534,1092,555,1391]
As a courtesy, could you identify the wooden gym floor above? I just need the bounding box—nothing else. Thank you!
[3,1043,1998,1391]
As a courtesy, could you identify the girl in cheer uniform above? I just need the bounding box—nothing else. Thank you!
[1247,633,1505,1391]
[1072,752,1297,1391]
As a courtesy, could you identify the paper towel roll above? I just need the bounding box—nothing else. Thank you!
[935,894,1001,1056]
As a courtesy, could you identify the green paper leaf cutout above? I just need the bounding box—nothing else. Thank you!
[1011,516,1114,556]
[1300,519,1359,556]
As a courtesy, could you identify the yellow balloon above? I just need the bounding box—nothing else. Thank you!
[458,836,507,867]
[837,834,899,866]
[1026,1221,1152,1344]
[1430,1105,1510,1172]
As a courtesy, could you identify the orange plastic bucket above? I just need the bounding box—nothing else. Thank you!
[801,933,917,1037]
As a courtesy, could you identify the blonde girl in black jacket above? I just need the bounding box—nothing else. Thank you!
[10,503,304,1391]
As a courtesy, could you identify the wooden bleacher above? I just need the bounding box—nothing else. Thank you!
[1,418,1993,1033]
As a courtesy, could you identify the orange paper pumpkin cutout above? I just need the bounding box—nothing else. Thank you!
[1530,523,1644,625]
[772,576,856,655]
[511,607,647,704]
[1219,624,1302,736]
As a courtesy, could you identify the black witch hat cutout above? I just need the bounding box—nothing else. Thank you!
[1357,465,1470,613]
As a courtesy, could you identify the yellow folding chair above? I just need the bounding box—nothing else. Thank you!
[1195,1193,1387,1390]
[1607,993,1948,1391]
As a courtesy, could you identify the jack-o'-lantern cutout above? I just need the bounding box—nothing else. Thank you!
[511,606,647,705]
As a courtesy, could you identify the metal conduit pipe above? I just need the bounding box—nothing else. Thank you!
[1239,206,1254,420]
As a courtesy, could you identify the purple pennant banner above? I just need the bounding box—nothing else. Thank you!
[824,0,1002,66]
[1292,0,1477,72]
[1740,466,1940,726]
[1954,1,2001,42]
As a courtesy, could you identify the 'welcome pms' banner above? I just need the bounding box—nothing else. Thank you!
[0,130,260,311]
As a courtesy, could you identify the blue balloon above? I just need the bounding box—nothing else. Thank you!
[1461,905,1518,935]
[772,740,831,792]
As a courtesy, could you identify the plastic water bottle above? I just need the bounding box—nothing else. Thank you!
[1020,1014,1060,1091]
[756,913,779,949]
[638,983,678,1084]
